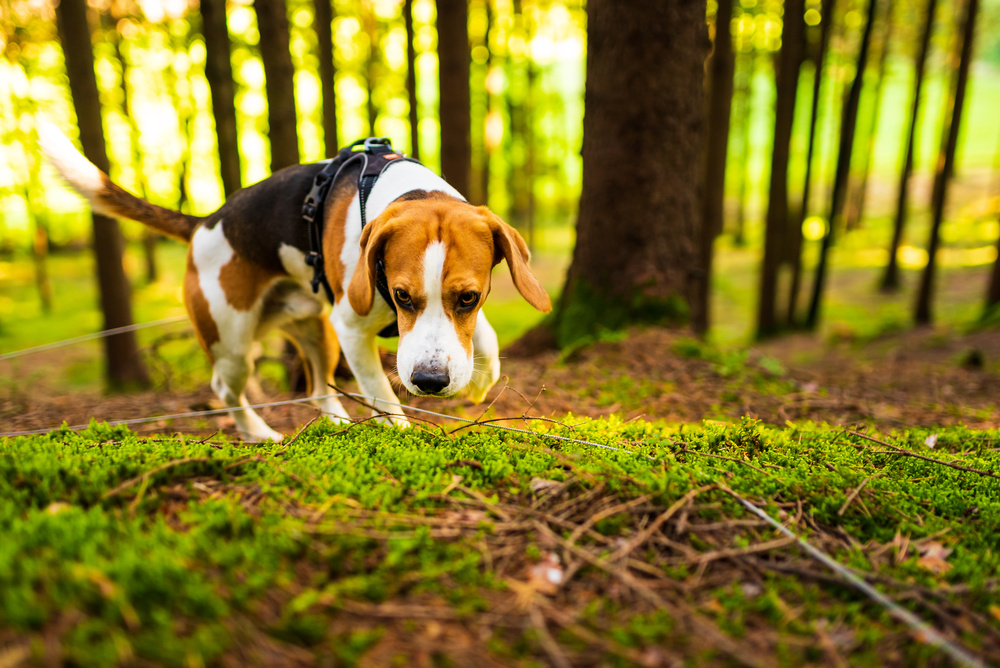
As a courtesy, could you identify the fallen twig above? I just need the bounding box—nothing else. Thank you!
[847,430,1000,480]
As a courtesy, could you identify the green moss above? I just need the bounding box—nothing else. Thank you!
[550,277,689,350]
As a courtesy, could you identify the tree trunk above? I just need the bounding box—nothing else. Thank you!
[733,46,756,247]
[255,0,300,172]
[55,0,150,390]
[477,0,493,207]
[988,218,1000,311]
[694,0,735,335]
[314,0,339,154]
[881,0,938,291]
[404,0,419,159]
[364,7,379,135]
[169,21,195,213]
[914,0,978,325]
[756,0,803,339]
[547,0,709,349]
[805,0,879,329]
[844,0,894,231]
[437,0,471,198]
[107,12,158,283]
[788,0,835,326]
[201,0,242,195]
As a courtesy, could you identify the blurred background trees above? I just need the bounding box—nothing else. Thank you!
[3,0,1000,383]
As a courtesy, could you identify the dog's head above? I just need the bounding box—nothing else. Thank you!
[348,197,550,397]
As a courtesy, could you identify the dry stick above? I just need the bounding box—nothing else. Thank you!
[693,536,797,565]
[102,456,215,500]
[675,446,772,475]
[719,485,986,668]
[847,430,1000,480]
[531,520,775,668]
[608,485,715,562]
[529,606,573,668]
[538,601,663,666]
[838,474,880,516]
[564,493,653,547]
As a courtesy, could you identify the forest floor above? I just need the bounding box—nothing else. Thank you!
[3,322,998,438]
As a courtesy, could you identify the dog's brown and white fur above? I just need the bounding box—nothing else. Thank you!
[40,123,551,441]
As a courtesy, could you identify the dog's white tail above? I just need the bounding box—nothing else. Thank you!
[38,120,200,242]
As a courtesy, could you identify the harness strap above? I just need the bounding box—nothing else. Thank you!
[301,137,418,338]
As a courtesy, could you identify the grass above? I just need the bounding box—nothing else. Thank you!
[2,417,998,664]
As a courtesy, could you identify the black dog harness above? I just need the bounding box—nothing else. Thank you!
[300,137,420,337]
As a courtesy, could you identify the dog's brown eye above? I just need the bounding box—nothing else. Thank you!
[394,288,411,306]
[458,291,480,309]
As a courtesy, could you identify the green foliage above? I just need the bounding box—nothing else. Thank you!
[2,417,999,664]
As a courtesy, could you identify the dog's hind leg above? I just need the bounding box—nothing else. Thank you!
[210,353,283,442]
[281,316,350,422]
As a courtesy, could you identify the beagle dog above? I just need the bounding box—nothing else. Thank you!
[40,124,551,441]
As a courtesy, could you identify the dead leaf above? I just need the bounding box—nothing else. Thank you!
[925,434,938,448]
[45,502,72,515]
[530,477,562,494]
[916,541,953,575]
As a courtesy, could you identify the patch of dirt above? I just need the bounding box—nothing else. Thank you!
[2,325,998,439]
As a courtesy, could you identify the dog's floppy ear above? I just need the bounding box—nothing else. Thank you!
[348,215,394,316]
[485,211,552,313]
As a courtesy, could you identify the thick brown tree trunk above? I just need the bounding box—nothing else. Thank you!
[694,0,735,335]
[882,0,938,291]
[55,0,150,390]
[806,0,879,329]
[915,0,979,325]
[756,0,803,339]
[547,0,709,349]
[404,0,419,159]
[201,0,242,195]
[788,0,835,325]
[437,0,471,197]
[314,0,339,154]
[988,217,1000,312]
[255,0,300,172]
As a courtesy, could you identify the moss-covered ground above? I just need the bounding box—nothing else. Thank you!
[2,416,998,666]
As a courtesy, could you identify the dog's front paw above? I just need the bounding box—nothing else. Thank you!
[241,426,284,443]
[465,358,501,404]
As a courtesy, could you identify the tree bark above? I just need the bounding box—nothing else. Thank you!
[806,0,879,329]
[547,0,709,349]
[733,46,756,247]
[200,0,242,195]
[694,0,735,335]
[404,0,419,159]
[255,0,300,172]
[844,0,894,231]
[915,0,979,325]
[756,0,803,339]
[882,0,938,291]
[55,0,150,390]
[788,0,835,326]
[314,0,339,154]
[437,0,471,198]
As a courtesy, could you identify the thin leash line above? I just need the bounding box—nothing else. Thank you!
[0,316,188,362]
[0,391,986,665]
[726,488,985,668]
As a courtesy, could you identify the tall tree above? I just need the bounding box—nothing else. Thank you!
[732,43,756,247]
[788,0,835,325]
[986,135,1000,314]
[806,0,879,329]
[756,0,804,338]
[363,5,380,135]
[54,0,150,390]
[255,0,300,171]
[914,0,979,325]
[201,0,242,195]
[404,0,420,159]
[314,0,339,154]
[545,0,709,349]
[844,0,894,230]
[881,0,938,291]
[437,0,471,197]
[694,0,735,335]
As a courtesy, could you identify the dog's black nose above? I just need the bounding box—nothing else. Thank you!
[411,369,449,394]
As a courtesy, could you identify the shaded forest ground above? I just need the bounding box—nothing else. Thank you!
[3,322,998,438]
